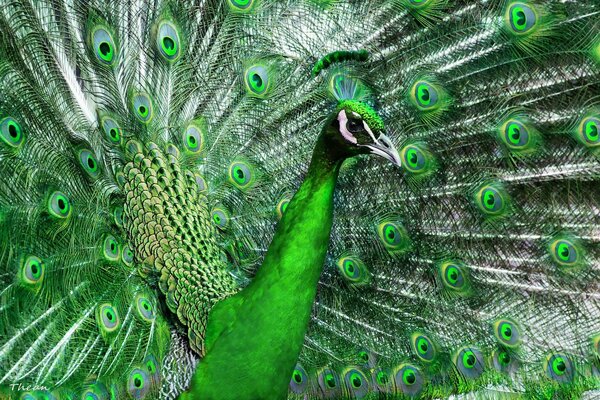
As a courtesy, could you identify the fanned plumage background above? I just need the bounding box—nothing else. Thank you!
[0,0,599,399]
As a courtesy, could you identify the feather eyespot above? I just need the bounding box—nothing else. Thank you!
[245,65,269,96]
[21,256,45,286]
[289,364,308,394]
[183,123,204,153]
[92,27,117,65]
[343,368,369,398]
[493,319,521,347]
[412,333,436,362]
[136,295,155,322]
[228,161,254,190]
[132,93,153,123]
[128,368,150,398]
[0,117,25,148]
[579,116,600,147]
[507,3,537,34]
[100,117,121,143]
[79,149,100,178]
[455,347,485,379]
[48,191,71,219]
[97,303,120,333]
[337,255,370,286]
[545,354,574,383]
[157,21,181,61]
[412,81,439,110]
[211,207,229,230]
[394,365,423,396]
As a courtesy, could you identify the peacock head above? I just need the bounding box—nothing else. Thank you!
[324,100,401,166]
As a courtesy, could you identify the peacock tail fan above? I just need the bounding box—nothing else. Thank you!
[0,0,598,399]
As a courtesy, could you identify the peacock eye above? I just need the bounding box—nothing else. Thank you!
[122,245,134,265]
[412,333,436,362]
[229,0,254,11]
[402,145,426,172]
[79,149,100,178]
[394,365,423,396]
[358,351,369,364]
[580,117,600,147]
[100,117,121,143]
[336,255,370,286]
[276,197,290,220]
[97,303,120,332]
[343,369,368,397]
[157,21,181,61]
[318,369,339,393]
[346,118,364,134]
[508,3,537,34]
[456,347,484,379]
[183,124,204,153]
[113,206,124,227]
[194,174,207,193]
[550,239,579,266]
[1,117,25,148]
[492,348,518,373]
[229,161,254,190]
[92,27,117,65]
[211,207,229,230]
[289,364,308,394]
[22,255,45,285]
[440,261,466,291]
[48,191,72,219]
[128,368,150,398]
[494,319,521,347]
[377,221,410,254]
[476,185,506,215]
[103,235,120,261]
[245,65,269,96]
[132,93,153,123]
[413,81,439,110]
[136,296,155,322]
[143,354,161,384]
[504,120,530,148]
[546,354,574,382]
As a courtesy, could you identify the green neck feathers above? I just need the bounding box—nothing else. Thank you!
[181,127,344,399]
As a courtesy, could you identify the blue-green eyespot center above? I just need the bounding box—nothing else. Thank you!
[138,106,148,117]
[292,369,303,383]
[500,323,512,340]
[49,191,71,218]
[508,3,537,34]
[477,185,505,215]
[402,368,416,385]
[581,117,599,145]
[229,162,252,188]
[551,239,579,266]
[417,337,429,354]
[446,266,459,284]
[504,120,530,148]
[412,81,439,110]
[463,350,477,369]
[1,117,24,147]
[99,303,119,331]
[385,225,397,244]
[23,255,44,284]
[92,28,116,65]
[162,36,176,56]
[552,356,566,375]
[359,351,369,363]
[499,350,511,366]
[349,372,362,388]
[325,373,336,388]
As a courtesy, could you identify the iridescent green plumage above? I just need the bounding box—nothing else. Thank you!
[0,0,599,399]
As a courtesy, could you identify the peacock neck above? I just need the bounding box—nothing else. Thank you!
[183,133,345,399]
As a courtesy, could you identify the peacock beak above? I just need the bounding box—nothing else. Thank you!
[364,133,401,167]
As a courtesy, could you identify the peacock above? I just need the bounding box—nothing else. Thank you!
[0,0,599,399]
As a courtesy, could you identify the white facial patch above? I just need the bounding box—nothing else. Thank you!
[337,110,357,144]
